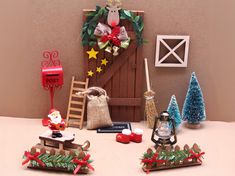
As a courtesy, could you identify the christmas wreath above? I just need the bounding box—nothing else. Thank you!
[82,5,144,47]
[82,0,144,77]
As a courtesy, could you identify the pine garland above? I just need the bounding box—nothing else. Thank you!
[82,6,108,46]
[142,146,202,167]
[119,9,144,45]
[23,153,93,173]
[82,6,144,47]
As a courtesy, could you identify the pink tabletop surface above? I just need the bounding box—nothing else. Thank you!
[0,116,234,176]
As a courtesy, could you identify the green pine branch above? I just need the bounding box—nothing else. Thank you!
[24,153,93,174]
[142,147,202,165]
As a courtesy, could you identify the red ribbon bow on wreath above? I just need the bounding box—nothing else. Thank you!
[185,150,205,163]
[141,152,166,174]
[100,26,121,46]
[22,151,45,167]
[73,154,94,175]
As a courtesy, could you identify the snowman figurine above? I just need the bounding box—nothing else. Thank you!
[48,109,66,138]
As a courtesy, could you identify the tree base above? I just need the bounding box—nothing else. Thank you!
[186,123,201,129]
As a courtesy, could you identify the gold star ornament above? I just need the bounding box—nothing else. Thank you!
[96,67,103,73]
[101,58,108,66]
[87,70,94,77]
[86,48,99,59]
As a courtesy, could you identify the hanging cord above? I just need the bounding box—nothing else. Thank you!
[76,87,109,101]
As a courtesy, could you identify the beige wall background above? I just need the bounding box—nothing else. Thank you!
[0,0,234,121]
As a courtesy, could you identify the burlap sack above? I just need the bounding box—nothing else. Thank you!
[86,87,112,130]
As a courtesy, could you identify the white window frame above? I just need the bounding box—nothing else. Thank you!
[155,35,190,67]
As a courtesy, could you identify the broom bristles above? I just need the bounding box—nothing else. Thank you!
[144,91,158,128]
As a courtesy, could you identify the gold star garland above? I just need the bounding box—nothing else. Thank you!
[101,58,108,66]
[87,70,94,77]
[96,67,102,73]
[86,48,111,77]
[86,48,99,59]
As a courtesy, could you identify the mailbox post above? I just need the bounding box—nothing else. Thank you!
[41,50,63,126]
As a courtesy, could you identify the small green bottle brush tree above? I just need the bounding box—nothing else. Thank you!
[182,72,206,128]
[167,95,182,129]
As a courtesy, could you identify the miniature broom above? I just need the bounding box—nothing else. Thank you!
[144,58,158,128]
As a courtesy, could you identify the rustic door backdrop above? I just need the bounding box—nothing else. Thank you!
[83,10,144,122]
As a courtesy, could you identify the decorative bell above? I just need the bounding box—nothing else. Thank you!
[113,46,119,56]
[105,46,112,53]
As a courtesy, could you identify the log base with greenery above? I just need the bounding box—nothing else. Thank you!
[22,146,94,175]
[141,144,205,173]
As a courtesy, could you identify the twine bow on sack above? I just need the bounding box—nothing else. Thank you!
[87,87,109,102]
[76,87,109,101]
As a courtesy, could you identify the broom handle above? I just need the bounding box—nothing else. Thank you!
[144,58,151,91]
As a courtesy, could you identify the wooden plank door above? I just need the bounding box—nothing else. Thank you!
[83,10,144,122]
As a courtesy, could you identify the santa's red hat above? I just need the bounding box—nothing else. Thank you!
[48,109,60,118]
[49,109,59,114]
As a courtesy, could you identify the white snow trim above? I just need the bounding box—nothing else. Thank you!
[134,128,143,135]
[122,129,131,135]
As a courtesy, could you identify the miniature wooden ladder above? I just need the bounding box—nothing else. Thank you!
[66,76,89,129]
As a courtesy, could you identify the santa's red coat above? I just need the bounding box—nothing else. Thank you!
[48,119,65,131]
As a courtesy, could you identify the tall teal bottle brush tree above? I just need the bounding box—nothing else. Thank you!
[182,72,206,129]
[167,95,182,130]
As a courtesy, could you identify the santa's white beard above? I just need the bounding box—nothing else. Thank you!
[50,116,62,124]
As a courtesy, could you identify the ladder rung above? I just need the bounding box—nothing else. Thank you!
[68,123,81,128]
[70,101,84,105]
[69,121,81,125]
[73,87,86,91]
[73,81,86,85]
[68,120,81,126]
[67,77,88,129]
[72,94,84,98]
[69,117,81,121]
[69,114,82,118]
[69,107,82,112]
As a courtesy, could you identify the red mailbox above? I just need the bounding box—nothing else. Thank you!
[41,50,63,126]
[41,51,63,88]
[41,66,63,88]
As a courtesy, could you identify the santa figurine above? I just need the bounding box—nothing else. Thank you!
[48,109,66,138]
